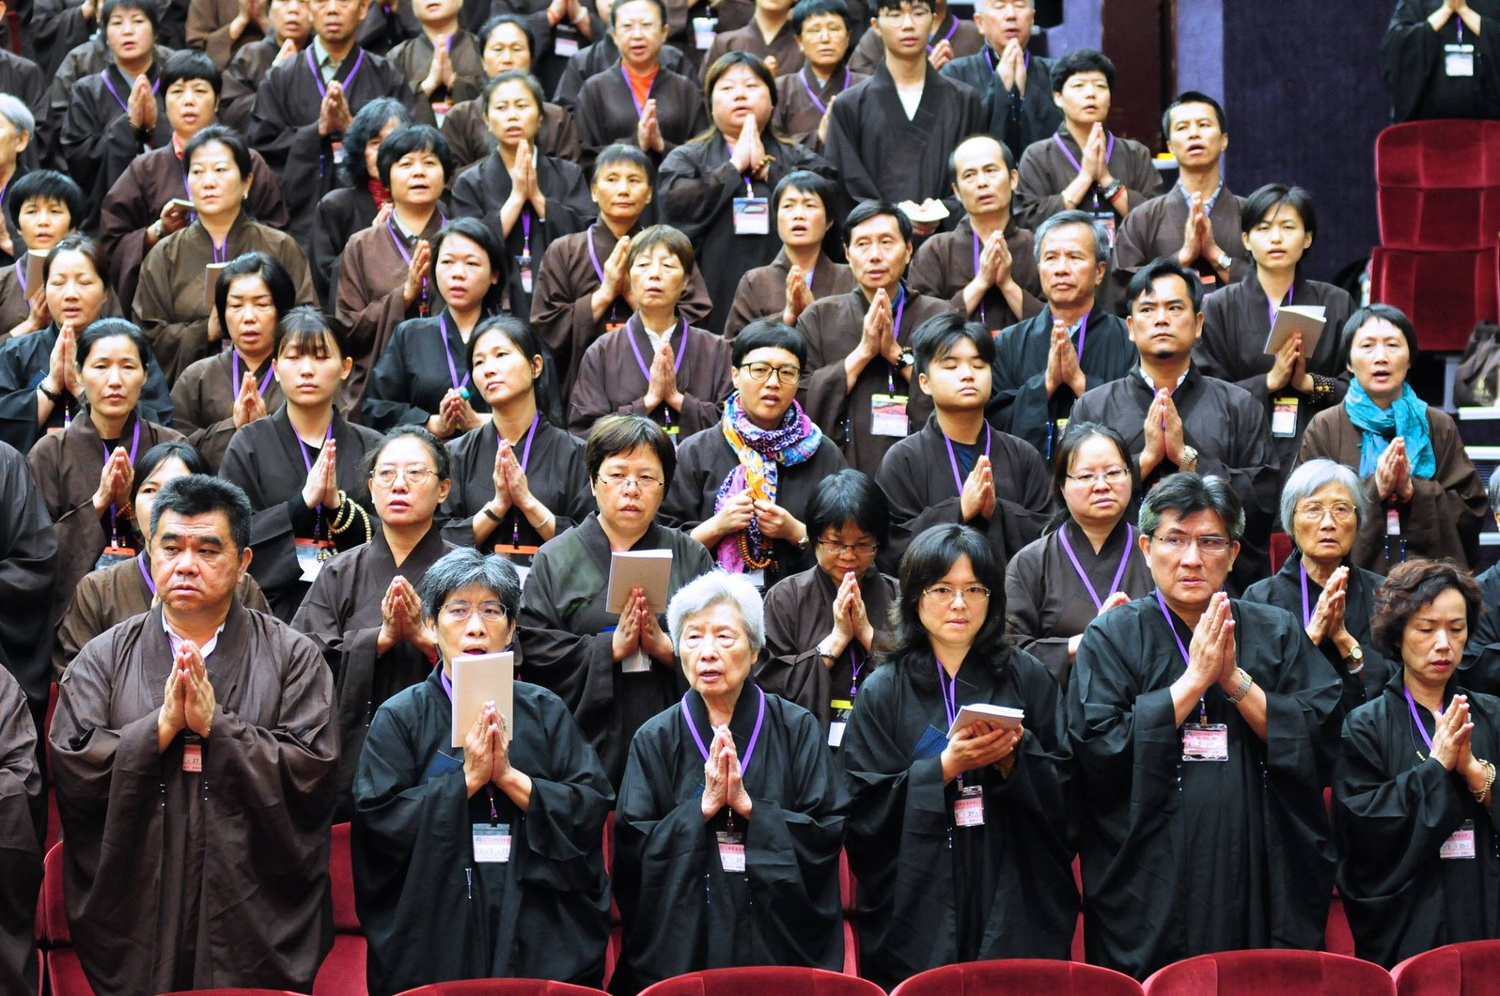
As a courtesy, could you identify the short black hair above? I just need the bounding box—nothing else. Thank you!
[791,0,853,35]
[274,305,350,360]
[586,414,676,490]
[872,0,931,17]
[883,523,1010,677]
[1050,420,1138,519]
[610,0,667,28]
[376,124,452,189]
[1338,303,1420,369]
[77,317,151,369]
[150,474,254,554]
[433,217,508,315]
[1126,256,1204,315]
[6,170,82,232]
[367,425,452,481]
[1139,472,1245,543]
[182,125,251,181]
[1162,90,1226,139]
[101,0,160,35]
[806,468,889,549]
[844,199,912,245]
[482,70,545,112]
[591,143,655,187]
[159,49,221,97]
[342,98,413,188]
[132,440,210,504]
[467,315,562,424]
[911,312,994,376]
[1241,183,1317,249]
[479,11,536,57]
[214,252,297,333]
[733,320,807,368]
[772,169,841,248]
[1051,48,1115,91]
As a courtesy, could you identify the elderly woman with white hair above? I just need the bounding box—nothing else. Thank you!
[612,570,847,993]
[1243,458,1397,716]
[0,94,36,266]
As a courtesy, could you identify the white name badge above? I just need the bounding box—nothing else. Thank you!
[716,829,746,872]
[553,26,581,57]
[620,648,651,673]
[827,720,846,748]
[744,568,765,589]
[295,538,335,582]
[693,16,717,49]
[954,784,984,827]
[432,100,451,126]
[473,823,512,863]
[331,140,347,165]
[870,393,909,437]
[1440,820,1476,859]
[1387,508,1402,537]
[732,197,770,235]
[1445,43,1475,77]
[1182,722,1229,762]
[1271,396,1299,438]
[517,256,534,294]
[182,742,203,773]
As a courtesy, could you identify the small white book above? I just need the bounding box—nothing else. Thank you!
[605,549,673,613]
[450,651,514,748]
[946,703,1025,739]
[1262,305,1327,358]
[25,250,47,293]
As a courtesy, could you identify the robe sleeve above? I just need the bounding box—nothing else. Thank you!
[54,572,113,683]
[311,196,349,310]
[1411,415,1487,568]
[0,669,42,996]
[133,249,212,383]
[27,436,110,590]
[657,145,745,245]
[1191,393,1280,526]
[516,547,626,725]
[360,325,428,430]
[170,368,241,473]
[565,338,621,436]
[335,241,412,378]
[797,305,852,444]
[1379,1,1500,122]
[1004,541,1072,684]
[756,578,829,713]
[1013,146,1071,231]
[822,93,882,204]
[219,435,305,593]
[187,0,250,70]
[530,240,601,383]
[0,447,58,705]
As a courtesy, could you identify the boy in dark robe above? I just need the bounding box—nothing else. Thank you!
[845,0,979,75]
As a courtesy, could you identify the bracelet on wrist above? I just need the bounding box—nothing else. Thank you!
[1474,759,1497,803]
[1226,667,1254,705]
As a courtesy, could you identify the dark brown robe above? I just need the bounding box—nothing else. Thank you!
[723,248,855,340]
[796,286,955,476]
[845,10,983,75]
[0,666,42,996]
[574,60,708,164]
[312,184,380,310]
[387,30,487,110]
[551,34,693,111]
[49,600,338,996]
[133,212,317,383]
[32,0,93,78]
[528,221,714,400]
[566,316,734,442]
[26,413,183,627]
[185,0,266,68]
[1111,185,1251,299]
[906,216,1044,333]
[357,0,420,55]
[1013,127,1165,231]
[440,94,583,173]
[169,349,287,472]
[54,552,269,682]
[0,265,28,345]
[47,43,174,168]
[219,37,280,132]
[770,67,868,152]
[699,19,804,79]
[0,50,50,174]
[0,440,59,725]
[1296,404,1487,573]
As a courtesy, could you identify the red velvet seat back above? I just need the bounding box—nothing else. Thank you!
[1376,121,1500,250]
[889,959,1143,996]
[1143,949,1395,996]
[636,967,885,996]
[1392,939,1500,995]
[1371,245,1499,352]
[394,982,610,995]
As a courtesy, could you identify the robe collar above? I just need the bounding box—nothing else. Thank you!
[269,404,349,469]
[143,598,251,695]
[682,677,764,761]
[955,213,1019,243]
[1129,360,1201,398]
[1060,516,1134,562]
[67,406,143,448]
[371,521,451,577]
[188,208,254,258]
[576,512,666,571]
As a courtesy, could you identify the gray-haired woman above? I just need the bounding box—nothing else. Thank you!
[611,570,846,993]
[1243,458,1397,715]
[351,548,613,996]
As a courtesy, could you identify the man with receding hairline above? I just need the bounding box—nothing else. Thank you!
[940,0,1060,160]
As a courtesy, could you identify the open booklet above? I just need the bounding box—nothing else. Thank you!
[450,651,514,748]
[945,703,1025,740]
[1262,305,1327,358]
[605,549,673,613]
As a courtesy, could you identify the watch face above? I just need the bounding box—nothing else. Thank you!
[900,350,915,367]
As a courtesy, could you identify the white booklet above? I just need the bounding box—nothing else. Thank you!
[946,703,1025,739]
[450,651,514,748]
[1262,304,1327,358]
[605,549,673,613]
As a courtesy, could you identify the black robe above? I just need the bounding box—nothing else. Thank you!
[1068,596,1341,980]
[660,421,848,589]
[387,30,487,109]
[1003,518,1154,690]
[31,0,91,77]
[1381,0,1500,122]
[574,60,707,164]
[219,406,384,622]
[312,184,380,310]
[352,670,614,996]
[876,415,1052,574]
[0,667,42,996]
[290,524,457,817]
[723,249,855,340]
[906,217,1044,335]
[1242,553,1397,721]
[1070,365,1280,593]
[658,133,836,333]
[0,50,49,175]
[1461,561,1500,695]
[552,37,693,111]
[1332,671,1500,966]
[613,685,846,992]
[940,48,1061,163]
[362,311,493,431]
[1013,128,1165,232]
[841,647,1078,991]
[0,441,58,727]
[48,601,339,996]
[56,60,164,227]
[845,11,982,75]
[823,62,984,209]
[770,68,868,152]
[517,513,715,785]
[1112,186,1251,300]
[987,304,1137,459]
[169,348,287,473]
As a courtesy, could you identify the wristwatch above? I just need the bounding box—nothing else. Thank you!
[1226,667,1255,704]
[1179,445,1199,473]
[795,531,811,551]
[897,349,915,370]
[1343,643,1365,674]
[1215,251,1233,272]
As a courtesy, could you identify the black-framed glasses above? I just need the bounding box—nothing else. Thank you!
[738,361,803,386]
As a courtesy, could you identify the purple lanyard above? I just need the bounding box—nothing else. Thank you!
[1156,588,1192,669]
[298,421,335,520]
[1074,313,1089,364]
[1054,132,1116,181]
[926,16,959,51]
[586,225,607,282]
[439,314,471,392]
[101,420,143,466]
[935,660,959,729]
[137,552,156,596]
[100,69,159,115]
[942,422,991,496]
[625,315,688,381]
[210,234,229,264]
[439,666,454,700]
[620,63,651,116]
[520,209,532,261]
[501,414,540,473]
[1267,283,1292,329]
[1059,524,1135,611]
[230,350,274,395]
[681,685,766,776]
[1299,562,1313,628]
[386,214,446,265]
[884,289,908,392]
[305,46,365,101]
[1403,685,1436,754]
[799,65,849,116]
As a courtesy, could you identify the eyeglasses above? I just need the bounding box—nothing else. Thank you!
[440,601,508,623]
[597,472,664,492]
[818,539,879,556]
[1067,467,1130,486]
[1149,532,1232,555]
[1295,502,1356,523]
[738,362,803,386]
[371,466,438,487]
[922,584,991,604]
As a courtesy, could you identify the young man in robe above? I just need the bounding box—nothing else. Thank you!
[823,0,983,225]
[701,0,804,80]
[940,0,1059,161]
[49,474,339,996]
[907,134,1042,336]
[845,0,979,74]
[249,0,433,249]
[1069,472,1340,979]
[1381,0,1500,122]
[1111,91,1248,300]
[1013,47,1162,232]
[1069,257,1278,593]
[769,0,865,151]
[0,667,42,996]
[796,200,954,476]
[986,209,1134,459]
[218,0,313,131]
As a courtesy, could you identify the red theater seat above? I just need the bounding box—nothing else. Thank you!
[40,841,95,996]
[314,822,368,996]
[394,983,609,995]
[1375,120,1500,251]
[1371,244,1499,353]
[161,990,312,995]
[890,959,1143,996]
[1143,949,1394,996]
[636,967,885,996]
[1392,940,1500,995]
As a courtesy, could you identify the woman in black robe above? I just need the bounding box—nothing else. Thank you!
[841,522,1077,992]
[658,51,836,334]
[437,315,592,567]
[613,569,846,993]
[757,467,896,740]
[352,548,613,996]
[1333,558,1500,967]
[1004,422,1152,690]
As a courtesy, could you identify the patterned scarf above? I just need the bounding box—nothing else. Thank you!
[1345,381,1436,479]
[368,179,392,208]
[714,392,823,572]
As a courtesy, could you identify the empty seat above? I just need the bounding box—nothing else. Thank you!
[1371,244,1499,353]
[1143,949,1394,996]
[1392,939,1500,996]
[890,959,1143,996]
[637,966,885,996]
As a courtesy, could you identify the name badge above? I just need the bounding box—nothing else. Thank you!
[295,538,336,582]
[432,100,451,125]
[732,197,770,236]
[693,15,717,49]
[744,567,765,590]
[870,393,909,437]
[716,829,746,872]
[1445,43,1475,77]
[1271,396,1299,438]
[96,545,137,571]
[1182,722,1228,762]
[620,648,651,673]
[1387,508,1402,537]
[829,698,853,748]
[517,255,534,294]
[1092,211,1116,246]
[1440,820,1476,859]
[827,721,846,747]
[954,783,984,827]
[473,823,512,863]
[553,24,581,57]
[331,140,347,165]
[182,741,203,773]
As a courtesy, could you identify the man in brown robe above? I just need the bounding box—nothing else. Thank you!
[217,0,313,131]
[845,0,979,75]
[48,474,338,996]
[797,200,954,476]
[385,0,486,116]
[0,666,42,996]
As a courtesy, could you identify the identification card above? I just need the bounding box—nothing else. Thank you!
[620,649,651,674]
[1182,722,1229,762]
[744,568,765,589]
[1387,508,1402,537]
[1271,396,1299,438]
[732,196,770,236]
[473,823,512,863]
[870,393,909,437]
[1440,820,1476,859]
[517,255,534,293]
[331,140,346,165]
[1445,43,1475,77]
[1092,211,1116,246]
[693,15,717,49]
[182,742,203,773]
[553,25,580,56]
[954,784,984,827]
[604,320,627,332]
[716,829,746,872]
[295,538,335,582]
[432,100,451,125]
[827,721,846,748]
[829,698,853,748]
[95,545,137,570]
